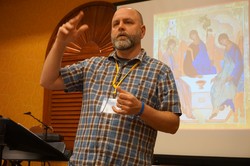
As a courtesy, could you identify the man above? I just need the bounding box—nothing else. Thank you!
[209,33,243,120]
[40,8,181,165]
[183,30,216,77]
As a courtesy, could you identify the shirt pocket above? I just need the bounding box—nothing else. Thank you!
[131,80,158,108]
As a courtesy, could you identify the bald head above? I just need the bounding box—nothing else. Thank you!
[112,8,144,25]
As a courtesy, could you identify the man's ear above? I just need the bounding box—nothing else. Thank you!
[140,25,146,39]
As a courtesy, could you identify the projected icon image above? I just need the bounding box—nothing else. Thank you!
[154,1,248,128]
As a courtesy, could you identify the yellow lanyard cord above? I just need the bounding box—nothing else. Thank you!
[112,60,140,94]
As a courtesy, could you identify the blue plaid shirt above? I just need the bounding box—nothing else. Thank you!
[60,49,181,165]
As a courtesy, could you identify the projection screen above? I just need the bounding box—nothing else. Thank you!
[117,0,250,158]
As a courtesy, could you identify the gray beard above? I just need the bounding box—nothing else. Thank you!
[113,39,133,50]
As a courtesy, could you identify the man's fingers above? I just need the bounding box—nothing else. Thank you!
[69,11,84,28]
[116,87,129,94]
[62,22,74,32]
[77,24,89,34]
[116,87,134,108]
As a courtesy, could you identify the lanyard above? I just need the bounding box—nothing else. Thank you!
[112,60,140,94]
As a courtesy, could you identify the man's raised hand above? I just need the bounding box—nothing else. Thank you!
[56,11,89,46]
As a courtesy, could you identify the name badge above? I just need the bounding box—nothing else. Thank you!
[100,98,120,114]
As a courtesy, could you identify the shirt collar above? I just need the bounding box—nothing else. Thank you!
[108,49,146,63]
